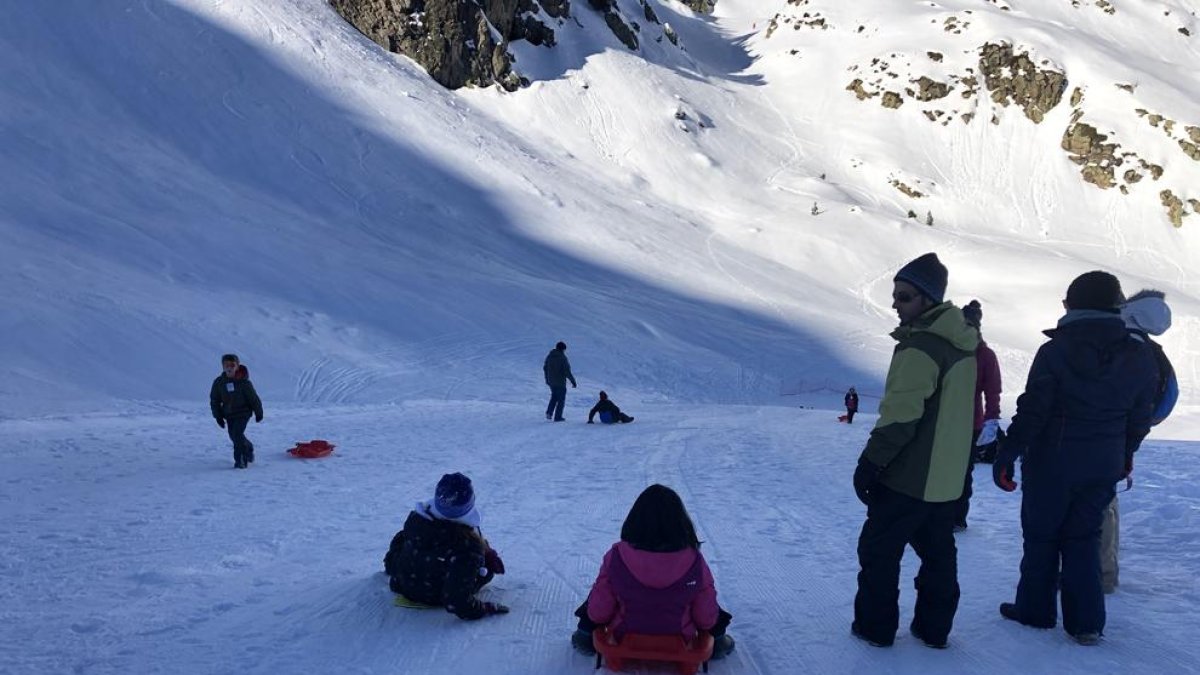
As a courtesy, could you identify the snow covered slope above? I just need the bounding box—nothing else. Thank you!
[2,0,1198,434]
[2,3,1199,673]
[2,404,1197,674]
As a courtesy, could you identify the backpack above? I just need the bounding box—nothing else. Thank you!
[1147,339,1178,425]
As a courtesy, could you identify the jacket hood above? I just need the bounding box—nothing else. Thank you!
[1122,291,1171,336]
[616,542,699,590]
[1045,313,1133,378]
[892,302,979,352]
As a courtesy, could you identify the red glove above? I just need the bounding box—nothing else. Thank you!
[484,548,506,575]
[993,460,1017,492]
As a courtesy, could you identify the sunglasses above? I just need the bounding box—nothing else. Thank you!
[892,292,920,303]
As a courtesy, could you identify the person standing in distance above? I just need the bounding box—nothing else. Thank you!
[543,341,576,422]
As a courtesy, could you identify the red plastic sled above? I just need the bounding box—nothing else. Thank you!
[592,628,714,674]
[288,439,335,458]
[837,415,849,423]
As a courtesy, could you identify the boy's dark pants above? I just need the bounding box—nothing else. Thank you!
[1014,479,1114,636]
[854,485,960,646]
[226,413,254,464]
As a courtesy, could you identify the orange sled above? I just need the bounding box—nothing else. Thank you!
[288,439,335,458]
[592,628,714,674]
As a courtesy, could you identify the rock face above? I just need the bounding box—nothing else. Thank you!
[680,0,716,13]
[978,42,1067,123]
[330,0,564,91]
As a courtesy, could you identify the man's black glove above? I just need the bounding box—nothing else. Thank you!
[216,418,225,429]
[992,442,1018,492]
[254,412,263,423]
[853,457,883,505]
[481,601,510,616]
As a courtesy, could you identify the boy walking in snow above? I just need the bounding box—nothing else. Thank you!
[851,253,977,649]
[844,387,859,423]
[209,353,263,469]
[543,341,576,422]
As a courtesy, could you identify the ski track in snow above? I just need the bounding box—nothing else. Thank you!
[2,403,1197,674]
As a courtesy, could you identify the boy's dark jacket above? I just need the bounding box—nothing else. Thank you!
[1002,312,1158,485]
[384,507,492,620]
[209,369,263,421]
[588,398,623,423]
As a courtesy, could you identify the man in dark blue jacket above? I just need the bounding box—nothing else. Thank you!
[993,272,1157,645]
[543,341,576,422]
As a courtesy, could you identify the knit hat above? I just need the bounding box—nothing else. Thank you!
[1066,271,1123,312]
[962,300,982,327]
[599,390,608,400]
[894,253,948,303]
[434,473,475,520]
[555,341,567,351]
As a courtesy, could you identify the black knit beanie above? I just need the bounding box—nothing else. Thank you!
[1066,271,1123,312]
[894,253,948,303]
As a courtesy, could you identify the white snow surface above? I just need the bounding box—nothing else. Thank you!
[2,0,1200,673]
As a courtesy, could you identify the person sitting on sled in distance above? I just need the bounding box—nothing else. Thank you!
[569,484,734,659]
[383,473,508,619]
[587,391,635,424]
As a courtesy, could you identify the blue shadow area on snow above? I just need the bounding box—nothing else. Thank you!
[0,0,865,408]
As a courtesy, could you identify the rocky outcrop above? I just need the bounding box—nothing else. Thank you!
[330,0,565,90]
[587,0,638,50]
[1160,190,1188,227]
[680,0,716,13]
[978,42,1067,123]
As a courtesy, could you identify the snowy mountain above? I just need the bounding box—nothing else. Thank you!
[2,0,1197,433]
[2,2,1200,674]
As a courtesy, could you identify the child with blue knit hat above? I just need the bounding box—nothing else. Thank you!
[383,473,509,619]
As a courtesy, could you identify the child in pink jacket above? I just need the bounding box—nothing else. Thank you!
[571,484,734,659]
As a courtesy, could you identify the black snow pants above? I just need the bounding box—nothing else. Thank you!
[226,413,254,465]
[953,429,982,527]
[854,484,960,646]
[1013,479,1114,636]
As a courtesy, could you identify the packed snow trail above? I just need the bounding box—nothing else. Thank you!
[2,402,1197,674]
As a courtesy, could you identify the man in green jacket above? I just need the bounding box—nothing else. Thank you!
[851,253,978,649]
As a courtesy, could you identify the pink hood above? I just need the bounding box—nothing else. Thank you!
[586,541,719,639]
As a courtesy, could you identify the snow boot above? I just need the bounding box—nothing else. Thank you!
[851,622,892,647]
[999,603,1054,629]
[711,634,736,659]
[570,629,595,656]
[910,623,947,649]
[1070,632,1101,646]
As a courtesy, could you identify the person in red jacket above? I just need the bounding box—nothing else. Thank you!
[844,387,860,423]
[953,301,1002,531]
[570,485,734,659]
